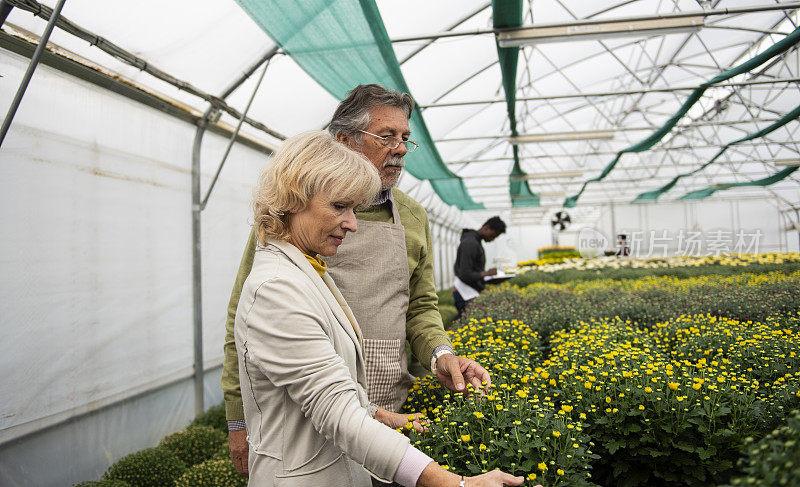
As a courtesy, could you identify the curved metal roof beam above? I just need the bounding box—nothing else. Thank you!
[552,0,646,85]
[678,132,800,200]
[704,24,788,36]
[525,11,796,146]
[388,3,800,44]
[631,81,800,199]
[585,0,643,20]
[432,101,497,140]
[218,46,282,99]
[716,12,799,70]
[516,37,659,92]
[423,61,498,107]
[515,45,791,114]
[399,2,490,65]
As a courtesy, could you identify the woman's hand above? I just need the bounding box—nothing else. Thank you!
[374,407,427,433]
[465,469,527,486]
[417,463,529,487]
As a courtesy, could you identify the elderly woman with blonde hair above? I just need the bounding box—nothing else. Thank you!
[235,131,524,487]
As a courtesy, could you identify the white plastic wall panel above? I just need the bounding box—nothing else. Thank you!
[0,49,263,460]
[0,370,222,487]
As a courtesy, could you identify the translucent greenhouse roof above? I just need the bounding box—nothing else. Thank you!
[3,0,799,223]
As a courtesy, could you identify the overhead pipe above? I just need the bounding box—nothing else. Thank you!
[0,1,13,27]
[398,2,489,65]
[3,0,286,142]
[201,58,272,210]
[389,3,800,43]
[420,77,800,108]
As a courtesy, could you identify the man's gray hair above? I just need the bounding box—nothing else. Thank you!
[328,84,414,145]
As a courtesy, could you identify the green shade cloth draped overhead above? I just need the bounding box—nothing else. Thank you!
[492,0,539,207]
[564,25,800,208]
[235,0,483,210]
[634,103,800,202]
[679,166,798,200]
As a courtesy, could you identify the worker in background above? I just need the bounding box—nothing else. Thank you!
[452,217,507,320]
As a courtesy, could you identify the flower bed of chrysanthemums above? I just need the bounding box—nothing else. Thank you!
[510,252,800,277]
[517,246,582,267]
[506,252,800,288]
[405,265,800,486]
[462,271,800,339]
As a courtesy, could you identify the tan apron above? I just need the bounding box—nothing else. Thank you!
[323,193,413,412]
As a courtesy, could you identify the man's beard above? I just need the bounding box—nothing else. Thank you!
[381,156,404,191]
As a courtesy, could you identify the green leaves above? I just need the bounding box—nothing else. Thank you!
[408,260,800,486]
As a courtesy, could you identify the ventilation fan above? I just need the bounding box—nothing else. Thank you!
[551,211,571,231]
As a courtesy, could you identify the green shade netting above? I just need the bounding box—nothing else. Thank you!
[235,0,483,210]
[634,103,800,202]
[493,0,539,207]
[679,166,798,200]
[564,25,800,208]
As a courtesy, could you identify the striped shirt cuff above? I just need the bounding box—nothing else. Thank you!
[393,445,434,487]
[227,420,246,432]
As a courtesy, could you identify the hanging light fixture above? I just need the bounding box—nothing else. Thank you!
[511,170,584,180]
[508,130,615,144]
[497,15,704,47]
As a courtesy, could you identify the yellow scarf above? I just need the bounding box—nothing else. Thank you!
[303,253,328,277]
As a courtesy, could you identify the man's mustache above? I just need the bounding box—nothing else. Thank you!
[383,156,405,169]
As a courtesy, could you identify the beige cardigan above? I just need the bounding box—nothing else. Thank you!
[234,238,409,486]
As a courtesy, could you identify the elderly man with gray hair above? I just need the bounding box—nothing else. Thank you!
[222,84,492,478]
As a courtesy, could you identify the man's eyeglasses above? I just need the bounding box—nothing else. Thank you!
[359,130,419,153]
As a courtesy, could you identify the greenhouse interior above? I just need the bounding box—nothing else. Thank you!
[1,0,800,486]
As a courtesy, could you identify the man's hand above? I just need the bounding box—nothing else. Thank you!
[434,354,491,393]
[228,429,249,477]
[481,267,498,277]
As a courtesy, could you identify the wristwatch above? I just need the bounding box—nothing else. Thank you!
[430,348,454,375]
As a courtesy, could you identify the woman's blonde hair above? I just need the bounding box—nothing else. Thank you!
[254,130,381,244]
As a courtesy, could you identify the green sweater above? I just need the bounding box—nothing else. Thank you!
[222,188,452,421]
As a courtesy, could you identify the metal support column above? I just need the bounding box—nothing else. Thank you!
[432,223,444,291]
[795,209,800,251]
[191,120,207,416]
[190,47,279,416]
[448,227,456,288]
[609,201,617,242]
[0,0,67,149]
[448,228,457,289]
[440,225,446,290]
[444,226,450,289]
[777,198,785,252]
